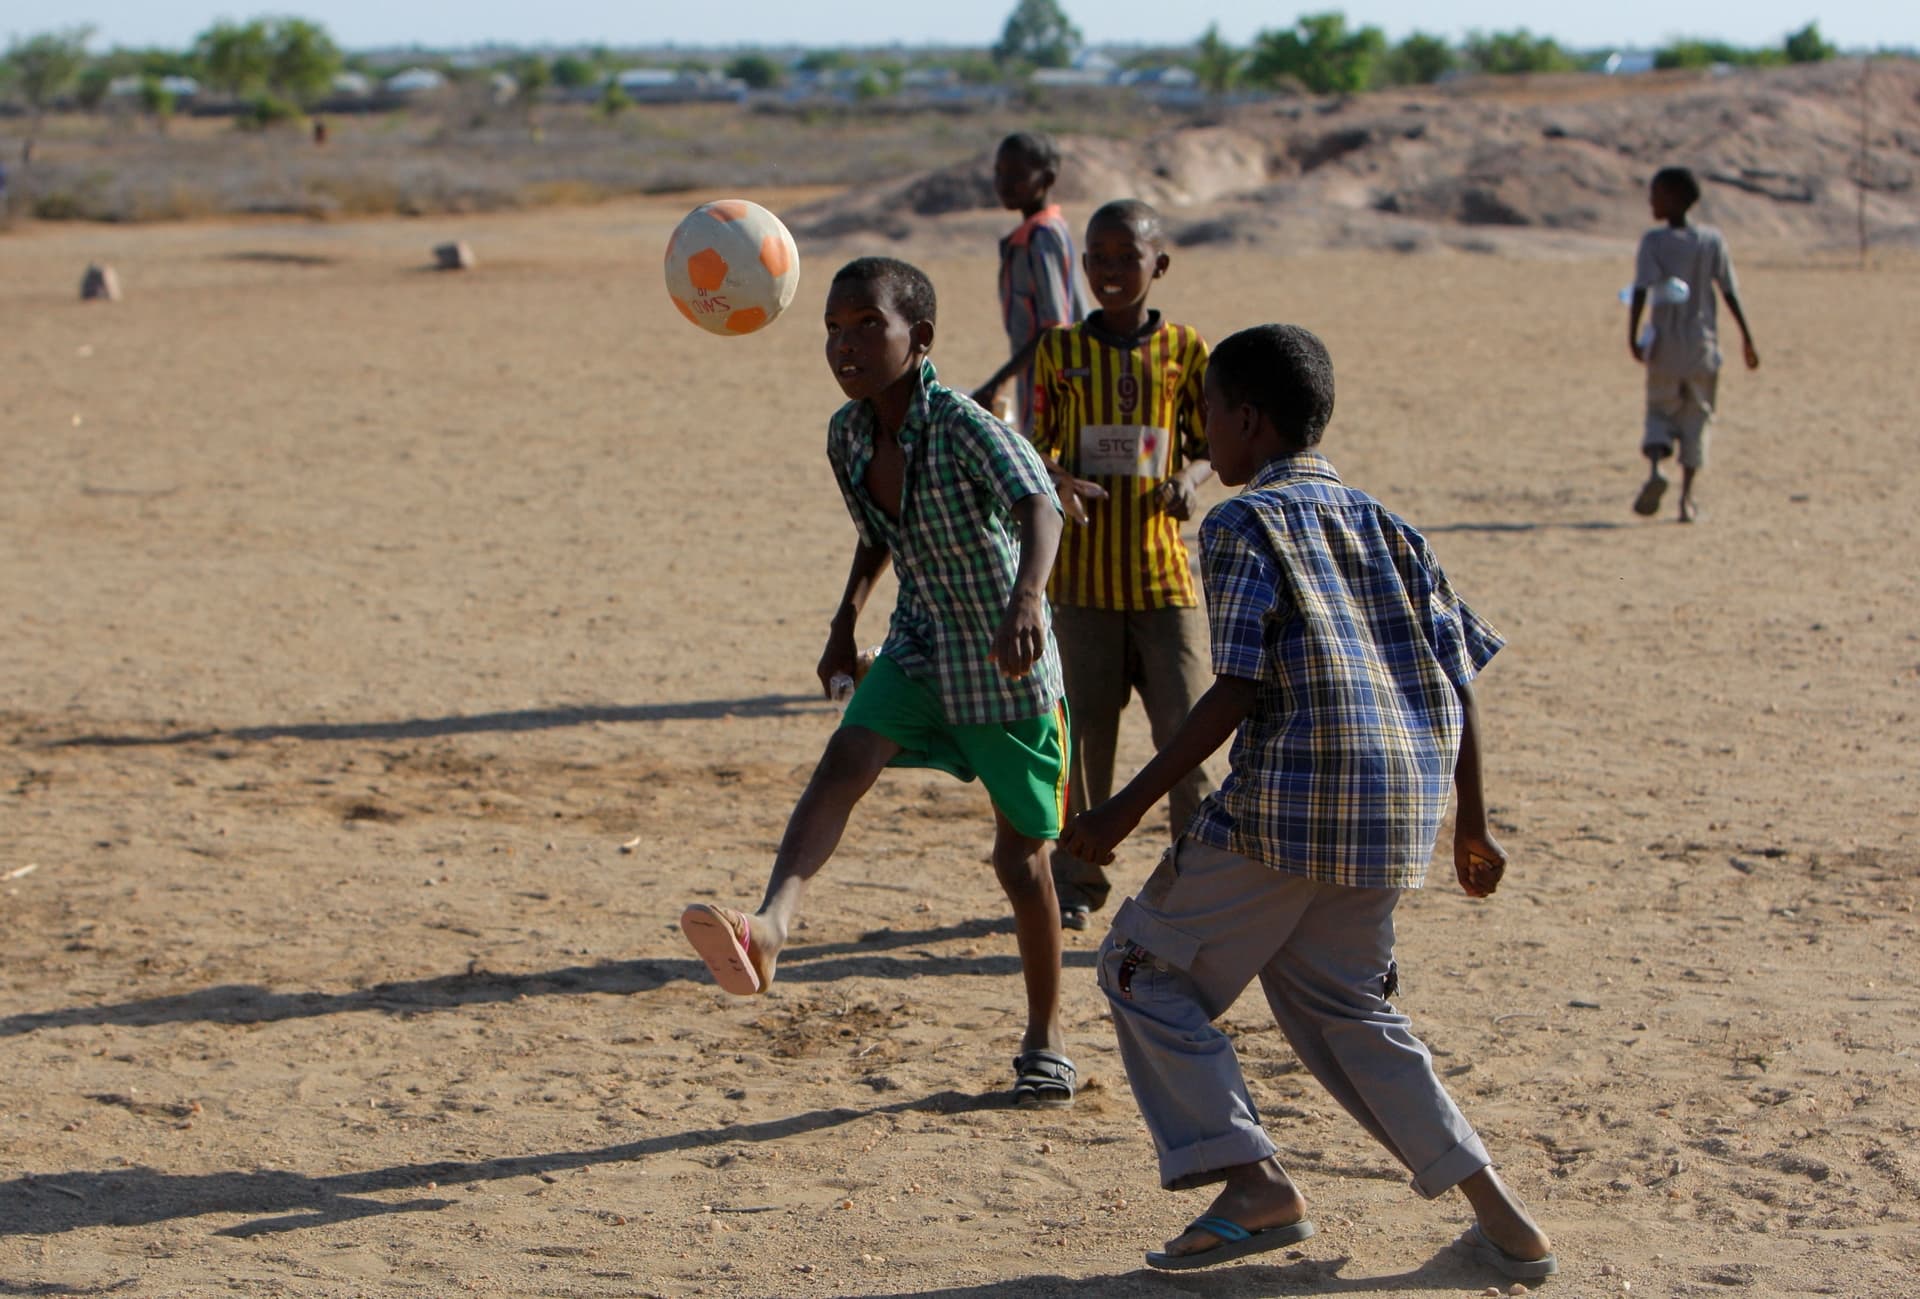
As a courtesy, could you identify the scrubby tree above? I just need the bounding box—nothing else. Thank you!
[726,53,781,90]
[797,49,851,75]
[1193,23,1243,95]
[1462,29,1575,76]
[1783,21,1834,64]
[75,63,114,112]
[138,74,176,133]
[1385,32,1455,85]
[551,54,595,89]
[266,18,341,107]
[5,27,94,161]
[994,0,1082,70]
[1248,12,1385,95]
[193,19,271,98]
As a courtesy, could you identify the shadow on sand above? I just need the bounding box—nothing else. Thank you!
[40,694,829,749]
[1,918,1094,1038]
[1423,519,1630,534]
[0,1090,999,1240]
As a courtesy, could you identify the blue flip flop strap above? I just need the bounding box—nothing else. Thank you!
[1189,1215,1252,1243]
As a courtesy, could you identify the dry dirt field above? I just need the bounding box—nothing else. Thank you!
[2,194,1916,1299]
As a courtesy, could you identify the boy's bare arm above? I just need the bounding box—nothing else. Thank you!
[820,539,891,694]
[1157,458,1213,521]
[1627,286,1648,362]
[1723,289,1761,369]
[991,494,1061,679]
[1452,678,1507,897]
[1060,675,1258,864]
[1038,452,1108,525]
[972,333,1044,406]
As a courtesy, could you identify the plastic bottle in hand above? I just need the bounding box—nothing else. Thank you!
[830,647,883,709]
[1616,276,1690,306]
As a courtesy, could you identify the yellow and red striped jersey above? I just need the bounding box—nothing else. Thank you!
[1029,313,1210,610]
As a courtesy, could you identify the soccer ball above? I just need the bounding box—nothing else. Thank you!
[663,199,800,337]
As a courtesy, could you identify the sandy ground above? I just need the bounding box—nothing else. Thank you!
[2,197,1917,1299]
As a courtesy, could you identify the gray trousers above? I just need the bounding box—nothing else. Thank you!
[1098,837,1491,1196]
[1052,603,1213,912]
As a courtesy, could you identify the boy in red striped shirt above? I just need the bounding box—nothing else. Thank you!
[1028,199,1213,929]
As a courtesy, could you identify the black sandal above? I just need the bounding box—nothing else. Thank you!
[1012,1049,1076,1108]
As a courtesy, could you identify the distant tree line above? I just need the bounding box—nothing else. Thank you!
[0,2,1860,160]
[1180,14,1842,95]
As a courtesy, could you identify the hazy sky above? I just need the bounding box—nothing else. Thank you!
[33,2,1914,53]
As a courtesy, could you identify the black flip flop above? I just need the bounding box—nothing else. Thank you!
[1145,1214,1316,1271]
[1458,1223,1559,1279]
[1011,1049,1075,1108]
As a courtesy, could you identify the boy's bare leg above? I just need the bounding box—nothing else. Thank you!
[1157,1157,1308,1257]
[991,812,1064,1055]
[750,726,901,965]
[1677,463,1699,522]
[1634,447,1669,516]
[1458,1166,1554,1262]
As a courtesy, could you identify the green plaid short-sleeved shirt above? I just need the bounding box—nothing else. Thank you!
[828,361,1065,726]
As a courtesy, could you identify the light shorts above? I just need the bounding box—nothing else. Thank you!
[840,653,1069,841]
[1643,367,1719,470]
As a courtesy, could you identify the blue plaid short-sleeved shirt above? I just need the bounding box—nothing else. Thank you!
[828,360,1065,726]
[1188,453,1503,889]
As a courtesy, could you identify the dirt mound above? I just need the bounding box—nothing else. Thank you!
[790,60,1920,255]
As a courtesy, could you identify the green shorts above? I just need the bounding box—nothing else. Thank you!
[840,653,1069,841]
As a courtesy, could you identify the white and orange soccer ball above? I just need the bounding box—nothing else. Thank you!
[663,199,800,337]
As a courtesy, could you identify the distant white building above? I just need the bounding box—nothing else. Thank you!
[331,70,373,97]
[384,67,448,96]
[1602,50,1657,75]
[609,68,747,103]
[106,74,200,100]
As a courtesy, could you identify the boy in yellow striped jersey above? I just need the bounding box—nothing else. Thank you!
[1029,199,1214,929]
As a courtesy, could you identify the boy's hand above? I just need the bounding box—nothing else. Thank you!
[990,589,1048,680]
[817,624,859,698]
[1059,475,1108,525]
[1742,339,1760,370]
[1629,337,1645,364]
[1059,801,1139,866]
[1156,474,1200,521]
[1453,825,1508,898]
[971,378,1006,410]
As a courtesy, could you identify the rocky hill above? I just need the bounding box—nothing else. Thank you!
[791,60,1920,257]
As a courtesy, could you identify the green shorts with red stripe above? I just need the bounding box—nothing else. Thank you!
[840,653,1069,841]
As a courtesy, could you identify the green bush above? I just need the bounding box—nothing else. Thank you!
[242,91,302,127]
[1463,29,1575,76]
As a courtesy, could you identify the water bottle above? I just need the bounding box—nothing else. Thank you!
[1616,276,1690,306]
[829,647,883,710]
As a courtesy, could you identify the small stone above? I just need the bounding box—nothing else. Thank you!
[837,1199,853,1210]
[433,241,476,270]
[80,263,121,301]
[1600,1263,1617,1276]
[1510,1285,1529,1297]
[1484,1288,1502,1297]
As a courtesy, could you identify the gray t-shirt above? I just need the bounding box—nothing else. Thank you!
[1635,223,1738,374]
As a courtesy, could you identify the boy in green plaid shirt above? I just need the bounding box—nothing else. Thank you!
[682,257,1081,1107]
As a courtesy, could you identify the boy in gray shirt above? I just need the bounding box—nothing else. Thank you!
[1628,166,1760,523]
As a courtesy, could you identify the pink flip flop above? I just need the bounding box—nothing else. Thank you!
[679,903,772,995]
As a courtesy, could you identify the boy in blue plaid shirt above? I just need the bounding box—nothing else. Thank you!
[683,257,1082,1108]
[1061,325,1556,1278]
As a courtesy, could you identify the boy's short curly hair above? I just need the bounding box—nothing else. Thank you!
[997,131,1061,174]
[1088,198,1166,249]
[1209,324,1336,452]
[830,256,937,327]
[1652,166,1701,210]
